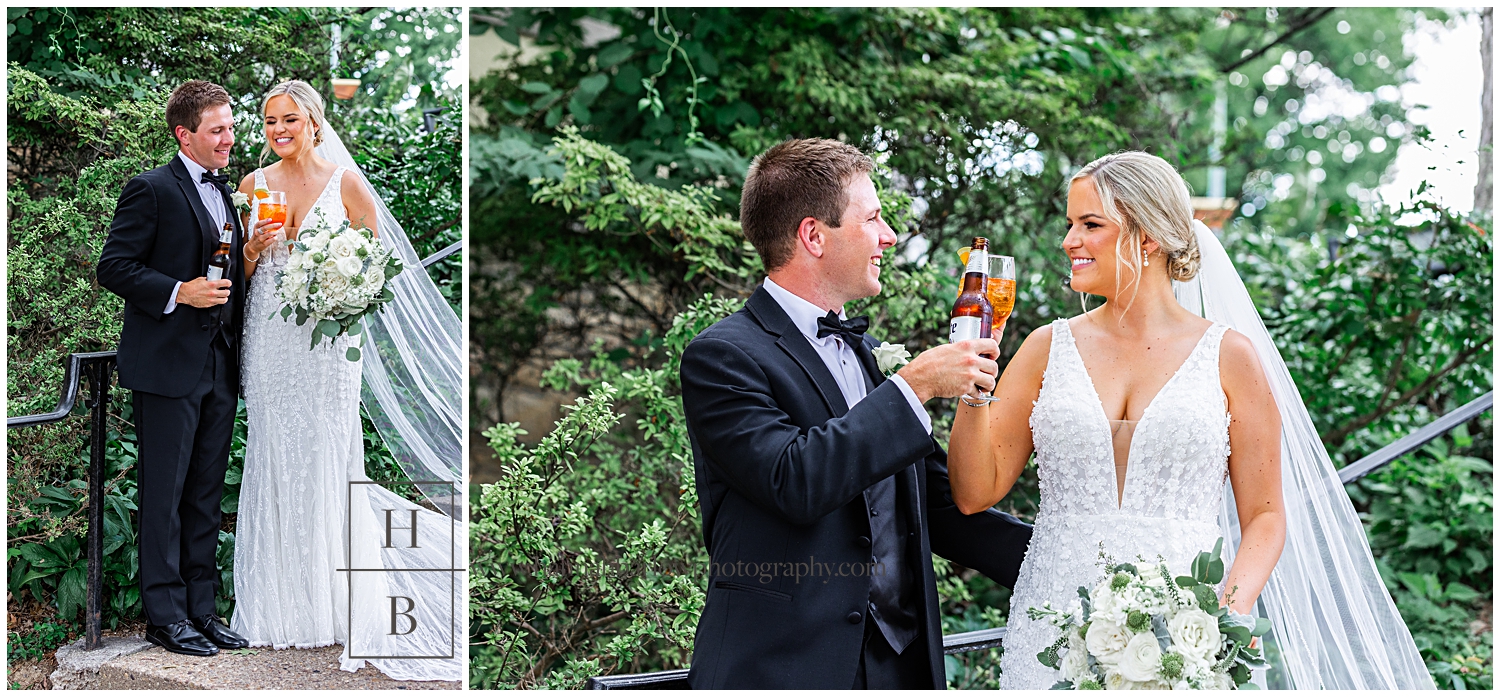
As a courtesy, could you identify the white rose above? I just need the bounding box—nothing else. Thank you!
[1167,608,1221,662]
[871,342,911,374]
[321,272,352,302]
[1117,632,1163,683]
[329,235,358,259]
[1061,645,1090,682]
[335,255,363,278]
[1086,619,1130,665]
[1103,671,1132,690]
[363,265,385,291]
[230,191,249,210]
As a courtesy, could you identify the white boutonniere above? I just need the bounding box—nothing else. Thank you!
[230,191,251,213]
[872,342,911,375]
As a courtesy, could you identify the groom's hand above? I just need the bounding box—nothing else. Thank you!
[178,277,232,308]
[897,338,1000,403]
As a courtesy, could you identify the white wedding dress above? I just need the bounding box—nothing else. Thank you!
[999,318,1232,689]
[231,167,462,682]
[990,221,1430,689]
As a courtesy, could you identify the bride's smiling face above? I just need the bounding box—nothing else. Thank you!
[263,95,316,159]
[1063,178,1124,297]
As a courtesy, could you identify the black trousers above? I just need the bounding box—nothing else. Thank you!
[135,334,236,626]
[852,612,933,689]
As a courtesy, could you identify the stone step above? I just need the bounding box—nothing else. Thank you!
[50,637,460,690]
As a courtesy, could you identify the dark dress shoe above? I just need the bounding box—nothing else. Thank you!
[192,614,250,649]
[144,619,219,656]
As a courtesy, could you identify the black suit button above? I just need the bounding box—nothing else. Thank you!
[846,611,862,624]
[856,536,871,548]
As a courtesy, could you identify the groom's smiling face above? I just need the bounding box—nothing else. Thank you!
[177,103,235,171]
[819,174,896,304]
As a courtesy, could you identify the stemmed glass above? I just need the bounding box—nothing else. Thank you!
[967,254,1016,404]
[257,191,289,255]
[986,255,1016,341]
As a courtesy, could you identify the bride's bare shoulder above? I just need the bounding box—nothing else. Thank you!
[1219,328,1271,392]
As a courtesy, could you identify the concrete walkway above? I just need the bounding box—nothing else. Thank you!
[50,637,461,690]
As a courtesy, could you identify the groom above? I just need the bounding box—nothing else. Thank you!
[680,138,1032,689]
[98,80,257,657]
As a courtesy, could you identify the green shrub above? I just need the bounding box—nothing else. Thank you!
[6,622,73,664]
[1348,419,1494,690]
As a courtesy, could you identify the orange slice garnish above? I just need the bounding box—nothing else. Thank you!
[254,188,270,199]
[958,246,972,266]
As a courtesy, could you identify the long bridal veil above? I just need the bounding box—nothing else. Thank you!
[1173,220,1432,689]
[314,124,464,681]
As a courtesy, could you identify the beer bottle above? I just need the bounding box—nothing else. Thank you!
[207,222,232,281]
[949,236,993,343]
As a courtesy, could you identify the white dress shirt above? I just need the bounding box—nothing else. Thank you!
[165,151,231,314]
[762,277,932,434]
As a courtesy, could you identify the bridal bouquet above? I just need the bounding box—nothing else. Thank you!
[271,217,403,361]
[1028,539,1270,690]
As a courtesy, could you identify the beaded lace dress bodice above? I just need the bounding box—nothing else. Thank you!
[998,318,1232,688]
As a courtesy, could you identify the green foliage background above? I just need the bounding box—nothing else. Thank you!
[468,7,1493,690]
[5,6,462,656]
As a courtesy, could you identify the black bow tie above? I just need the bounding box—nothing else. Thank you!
[200,171,230,187]
[815,311,869,345]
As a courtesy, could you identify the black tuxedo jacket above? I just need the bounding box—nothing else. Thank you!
[680,286,1033,689]
[98,156,246,398]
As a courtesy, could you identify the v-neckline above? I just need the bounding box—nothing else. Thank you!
[1062,320,1216,510]
[258,166,342,231]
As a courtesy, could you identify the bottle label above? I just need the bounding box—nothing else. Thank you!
[207,266,225,281]
[950,316,982,343]
[966,248,988,275]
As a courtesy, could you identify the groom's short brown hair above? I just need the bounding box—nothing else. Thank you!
[166,80,232,136]
[740,138,874,271]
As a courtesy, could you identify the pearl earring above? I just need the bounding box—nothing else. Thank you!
[1143,252,1150,267]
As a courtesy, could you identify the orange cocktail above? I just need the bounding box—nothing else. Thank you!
[987,277,1016,335]
[257,190,287,227]
[987,255,1016,336]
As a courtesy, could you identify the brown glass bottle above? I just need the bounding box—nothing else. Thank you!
[949,236,993,342]
[206,222,232,281]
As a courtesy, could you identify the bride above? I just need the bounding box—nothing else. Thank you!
[229,80,464,682]
[947,152,1431,689]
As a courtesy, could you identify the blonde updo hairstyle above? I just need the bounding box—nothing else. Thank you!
[1070,151,1201,312]
[260,80,327,166]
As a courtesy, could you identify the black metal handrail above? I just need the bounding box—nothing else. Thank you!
[1337,391,1493,483]
[8,352,117,651]
[583,626,1011,689]
[421,240,462,268]
[585,393,1495,689]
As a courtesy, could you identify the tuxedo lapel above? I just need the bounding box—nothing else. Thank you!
[854,337,886,392]
[169,157,215,263]
[857,335,924,525]
[746,287,848,419]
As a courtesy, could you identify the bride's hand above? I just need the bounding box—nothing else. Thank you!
[245,217,283,259]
